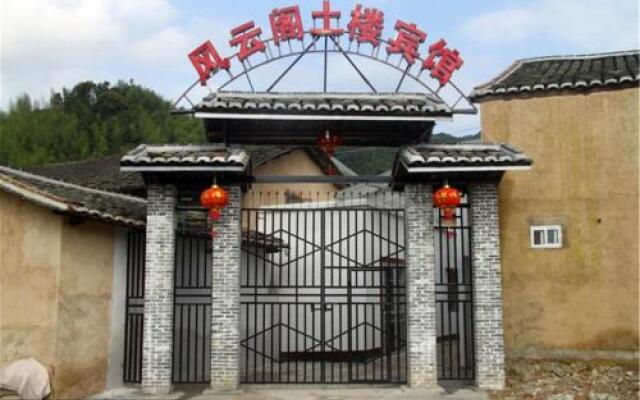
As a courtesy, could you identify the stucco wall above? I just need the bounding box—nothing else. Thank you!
[0,191,116,398]
[479,88,639,355]
[245,149,337,207]
[0,192,62,369]
[55,220,115,398]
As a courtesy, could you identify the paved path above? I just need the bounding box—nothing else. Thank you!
[93,385,487,400]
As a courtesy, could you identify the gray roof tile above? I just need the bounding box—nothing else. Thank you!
[398,144,532,172]
[120,144,249,170]
[0,166,146,227]
[471,50,639,100]
[196,92,452,116]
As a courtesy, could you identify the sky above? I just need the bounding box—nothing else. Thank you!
[1,0,639,135]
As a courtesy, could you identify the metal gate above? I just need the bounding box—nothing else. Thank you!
[240,197,407,384]
[123,231,145,383]
[435,194,475,380]
[172,231,212,383]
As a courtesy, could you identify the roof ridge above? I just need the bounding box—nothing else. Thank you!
[0,165,147,204]
[513,49,640,64]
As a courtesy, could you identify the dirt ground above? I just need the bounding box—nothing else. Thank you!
[489,359,639,400]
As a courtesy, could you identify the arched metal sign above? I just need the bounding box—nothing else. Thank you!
[173,1,476,115]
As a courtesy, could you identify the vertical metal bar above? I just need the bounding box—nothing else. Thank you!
[262,303,266,382]
[320,209,326,383]
[323,36,328,92]
[347,209,352,382]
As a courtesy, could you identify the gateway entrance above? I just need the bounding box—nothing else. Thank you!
[240,196,407,384]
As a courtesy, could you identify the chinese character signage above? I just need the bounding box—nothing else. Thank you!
[188,1,463,87]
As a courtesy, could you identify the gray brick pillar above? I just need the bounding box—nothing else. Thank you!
[470,182,506,390]
[209,186,242,391]
[141,184,176,395]
[404,184,437,388]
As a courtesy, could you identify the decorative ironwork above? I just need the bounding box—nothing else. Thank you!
[240,197,408,384]
[173,29,476,115]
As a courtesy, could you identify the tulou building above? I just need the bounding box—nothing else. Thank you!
[0,2,638,398]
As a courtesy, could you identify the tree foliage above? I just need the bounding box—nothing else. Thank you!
[0,80,204,167]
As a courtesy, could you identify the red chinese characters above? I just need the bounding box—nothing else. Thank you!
[311,0,344,36]
[229,21,266,61]
[347,4,384,46]
[188,41,230,85]
[422,39,463,86]
[386,20,427,65]
[269,5,304,45]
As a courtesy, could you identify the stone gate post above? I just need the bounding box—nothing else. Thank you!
[209,186,242,391]
[470,182,506,390]
[404,184,437,388]
[141,184,176,395]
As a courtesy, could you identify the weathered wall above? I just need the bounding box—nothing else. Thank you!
[0,191,117,398]
[480,88,639,356]
[245,149,337,206]
[55,220,115,398]
[0,192,62,369]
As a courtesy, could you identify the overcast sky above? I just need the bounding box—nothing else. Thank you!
[1,0,638,135]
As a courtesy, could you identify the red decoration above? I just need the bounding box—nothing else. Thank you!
[386,20,427,65]
[229,21,266,61]
[188,40,230,85]
[269,5,304,45]
[200,184,229,221]
[433,183,461,234]
[317,129,342,157]
[422,39,463,86]
[347,4,384,47]
[311,1,344,36]
[317,129,342,175]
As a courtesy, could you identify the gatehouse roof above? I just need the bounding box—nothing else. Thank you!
[395,143,532,174]
[195,92,452,118]
[120,144,250,172]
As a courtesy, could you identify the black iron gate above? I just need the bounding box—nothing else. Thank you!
[240,201,407,384]
[123,230,145,383]
[435,195,475,380]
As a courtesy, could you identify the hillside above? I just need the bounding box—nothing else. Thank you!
[334,132,481,175]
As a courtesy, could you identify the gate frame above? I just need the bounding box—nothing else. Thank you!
[239,200,408,384]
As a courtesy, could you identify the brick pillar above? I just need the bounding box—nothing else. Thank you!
[470,183,506,390]
[141,184,176,395]
[209,186,242,391]
[405,184,437,388]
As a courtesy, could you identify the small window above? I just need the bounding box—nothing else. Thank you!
[530,225,562,249]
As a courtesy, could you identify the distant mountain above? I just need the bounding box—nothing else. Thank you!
[333,132,481,175]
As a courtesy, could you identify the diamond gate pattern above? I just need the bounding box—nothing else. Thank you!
[240,205,407,384]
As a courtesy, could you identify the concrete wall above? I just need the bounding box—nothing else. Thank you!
[0,191,118,398]
[479,88,639,356]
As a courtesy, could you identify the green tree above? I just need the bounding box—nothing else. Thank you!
[0,80,204,167]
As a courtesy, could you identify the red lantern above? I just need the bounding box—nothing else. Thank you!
[200,184,229,221]
[200,184,229,239]
[433,183,461,233]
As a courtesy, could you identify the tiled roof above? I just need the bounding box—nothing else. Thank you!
[0,165,146,227]
[196,92,452,117]
[397,144,532,172]
[120,144,249,171]
[26,155,145,196]
[471,50,639,100]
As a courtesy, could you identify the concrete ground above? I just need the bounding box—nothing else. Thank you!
[92,384,487,400]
